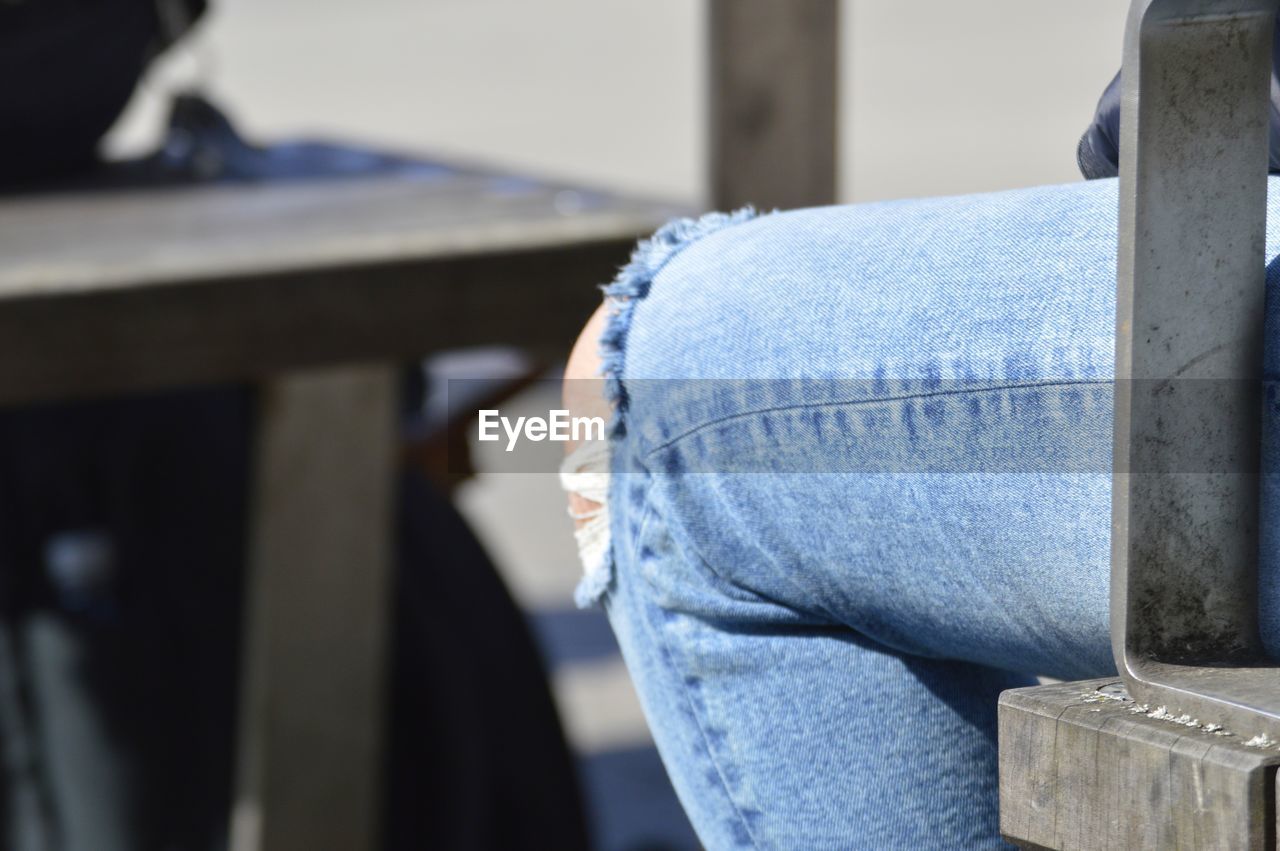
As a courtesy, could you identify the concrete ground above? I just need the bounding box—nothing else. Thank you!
[104,3,1131,847]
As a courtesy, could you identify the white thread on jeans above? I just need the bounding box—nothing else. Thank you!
[560,439,611,578]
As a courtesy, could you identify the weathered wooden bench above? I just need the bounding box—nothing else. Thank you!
[999,1,1280,847]
[0,169,682,851]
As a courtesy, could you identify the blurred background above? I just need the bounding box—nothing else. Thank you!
[106,0,1130,202]
[0,2,1129,850]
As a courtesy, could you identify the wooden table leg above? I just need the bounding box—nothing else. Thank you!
[230,365,397,851]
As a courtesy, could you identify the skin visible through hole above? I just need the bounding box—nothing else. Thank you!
[563,303,610,527]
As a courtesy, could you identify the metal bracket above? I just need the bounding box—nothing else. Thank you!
[999,4,1280,847]
[1114,0,1280,740]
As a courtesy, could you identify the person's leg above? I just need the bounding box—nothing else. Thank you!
[559,180,1155,849]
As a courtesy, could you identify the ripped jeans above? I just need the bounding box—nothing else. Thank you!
[563,177,1280,849]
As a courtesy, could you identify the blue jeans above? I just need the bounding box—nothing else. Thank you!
[580,177,1280,849]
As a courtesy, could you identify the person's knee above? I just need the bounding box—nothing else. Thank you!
[561,306,611,575]
[562,303,610,449]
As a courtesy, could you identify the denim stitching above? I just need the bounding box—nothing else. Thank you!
[640,378,1112,462]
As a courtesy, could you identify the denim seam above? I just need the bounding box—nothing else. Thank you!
[640,585,768,850]
[575,457,659,607]
[639,377,1112,461]
[627,476,776,846]
[622,475,661,583]
[604,477,768,845]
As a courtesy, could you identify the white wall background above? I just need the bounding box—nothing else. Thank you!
[845,1,1127,200]
[108,0,1129,204]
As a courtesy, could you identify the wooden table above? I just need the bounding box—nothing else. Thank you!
[0,168,683,851]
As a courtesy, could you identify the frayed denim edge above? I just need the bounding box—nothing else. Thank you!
[573,546,615,608]
[574,207,759,609]
[598,207,759,436]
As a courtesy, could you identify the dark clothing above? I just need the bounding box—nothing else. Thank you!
[0,392,589,850]
[0,0,205,188]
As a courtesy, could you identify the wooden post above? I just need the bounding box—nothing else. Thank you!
[231,365,397,851]
[708,0,839,210]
